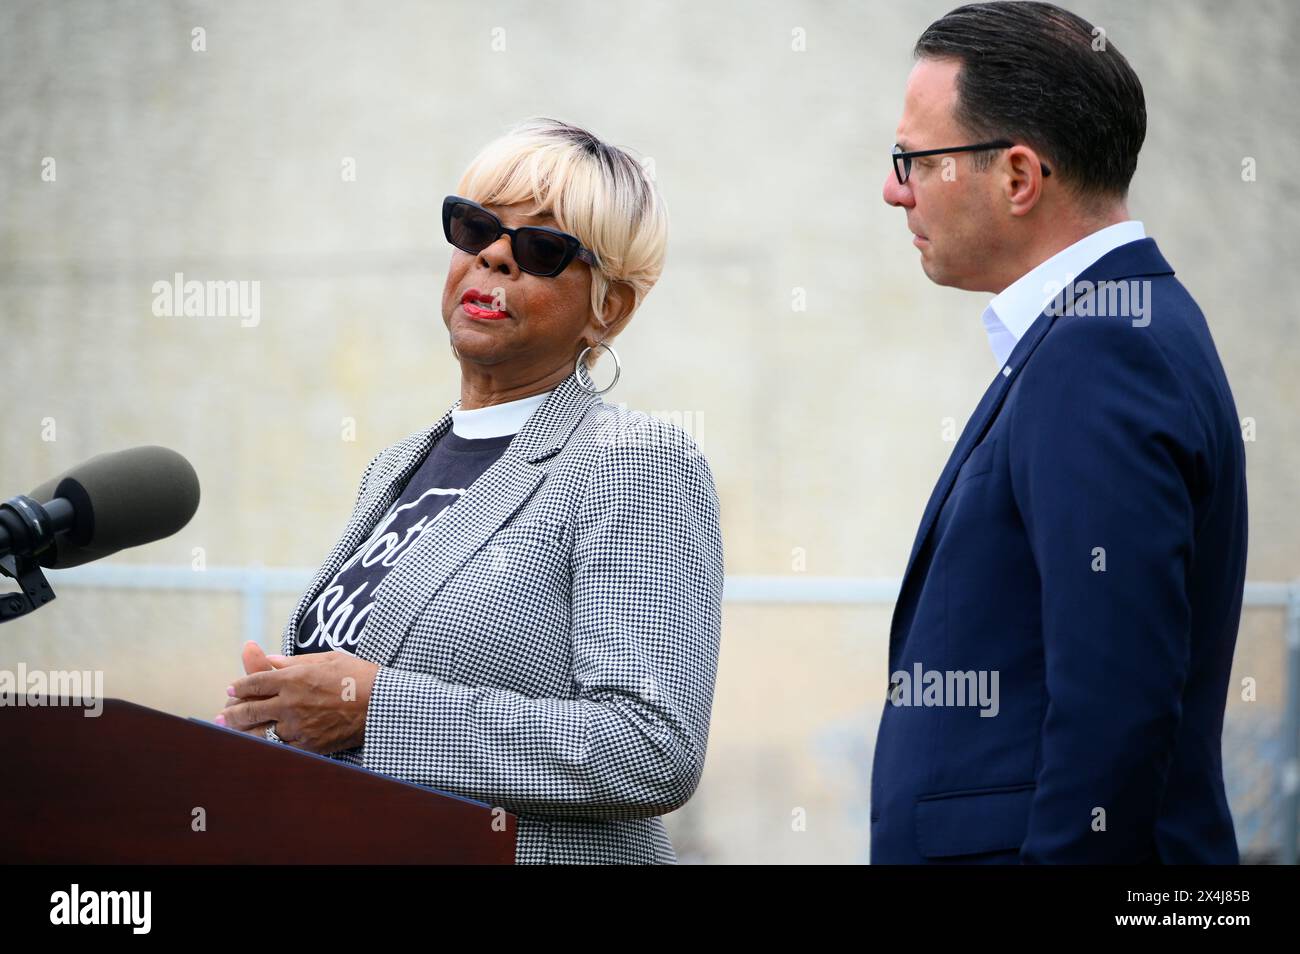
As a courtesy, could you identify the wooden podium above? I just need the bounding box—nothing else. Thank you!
[0,698,517,863]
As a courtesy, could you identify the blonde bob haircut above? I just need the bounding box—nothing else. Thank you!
[454,117,668,366]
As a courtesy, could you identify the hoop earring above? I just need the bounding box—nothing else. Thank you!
[574,341,621,395]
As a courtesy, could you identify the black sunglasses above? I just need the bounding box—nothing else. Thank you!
[891,140,1052,185]
[442,195,600,277]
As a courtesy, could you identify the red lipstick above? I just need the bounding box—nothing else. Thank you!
[460,288,510,320]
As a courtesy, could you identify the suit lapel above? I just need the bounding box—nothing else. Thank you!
[887,238,1174,647]
[282,412,453,656]
[285,372,604,666]
[893,315,1054,599]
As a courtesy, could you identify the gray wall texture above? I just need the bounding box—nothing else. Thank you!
[2,0,1297,862]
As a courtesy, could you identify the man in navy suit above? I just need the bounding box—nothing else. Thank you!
[871,1,1247,863]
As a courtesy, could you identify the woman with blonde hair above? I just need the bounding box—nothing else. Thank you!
[218,117,724,865]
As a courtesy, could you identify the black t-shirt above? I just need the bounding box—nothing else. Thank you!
[294,430,513,655]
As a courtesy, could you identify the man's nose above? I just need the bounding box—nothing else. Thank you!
[477,236,517,274]
[883,172,914,209]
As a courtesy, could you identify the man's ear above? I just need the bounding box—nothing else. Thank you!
[585,280,637,348]
[1003,144,1047,217]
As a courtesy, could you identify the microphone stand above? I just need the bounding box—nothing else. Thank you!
[0,495,59,624]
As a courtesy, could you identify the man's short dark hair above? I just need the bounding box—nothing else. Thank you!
[914,1,1146,199]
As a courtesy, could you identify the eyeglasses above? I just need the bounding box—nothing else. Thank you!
[891,141,1052,185]
[441,195,600,277]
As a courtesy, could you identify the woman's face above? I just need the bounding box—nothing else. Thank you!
[441,199,602,378]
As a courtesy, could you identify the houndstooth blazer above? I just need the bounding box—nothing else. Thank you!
[273,370,724,864]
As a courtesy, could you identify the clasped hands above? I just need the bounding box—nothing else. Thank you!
[216,641,379,755]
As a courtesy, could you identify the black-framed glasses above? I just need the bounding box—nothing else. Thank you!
[442,195,600,277]
[891,140,1052,185]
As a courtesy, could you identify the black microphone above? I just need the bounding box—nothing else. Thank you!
[0,446,200,569]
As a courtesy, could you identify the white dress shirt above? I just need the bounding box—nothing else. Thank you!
[451,389,553,438]
[981,220,1146,367]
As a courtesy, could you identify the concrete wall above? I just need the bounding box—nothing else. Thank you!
[3,0,1296,862]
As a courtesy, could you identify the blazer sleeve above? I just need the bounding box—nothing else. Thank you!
[359,426,725,820]
[1008,316,1206,863]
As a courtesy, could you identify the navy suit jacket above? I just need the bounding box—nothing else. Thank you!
[869,239,1247,864]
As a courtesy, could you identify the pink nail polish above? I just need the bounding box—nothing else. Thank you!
[215,714,226,726]
[226,685,236,697]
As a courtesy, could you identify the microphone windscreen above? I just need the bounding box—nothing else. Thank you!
[27,446,201,568]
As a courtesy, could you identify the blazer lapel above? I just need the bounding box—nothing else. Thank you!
[351,372,604,666]
[887,238,1174,647]
[282,411,453,656]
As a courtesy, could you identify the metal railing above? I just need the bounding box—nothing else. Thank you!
[39,564,1300,864]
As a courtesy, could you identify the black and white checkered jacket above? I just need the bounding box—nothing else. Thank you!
[275,370,724,864]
